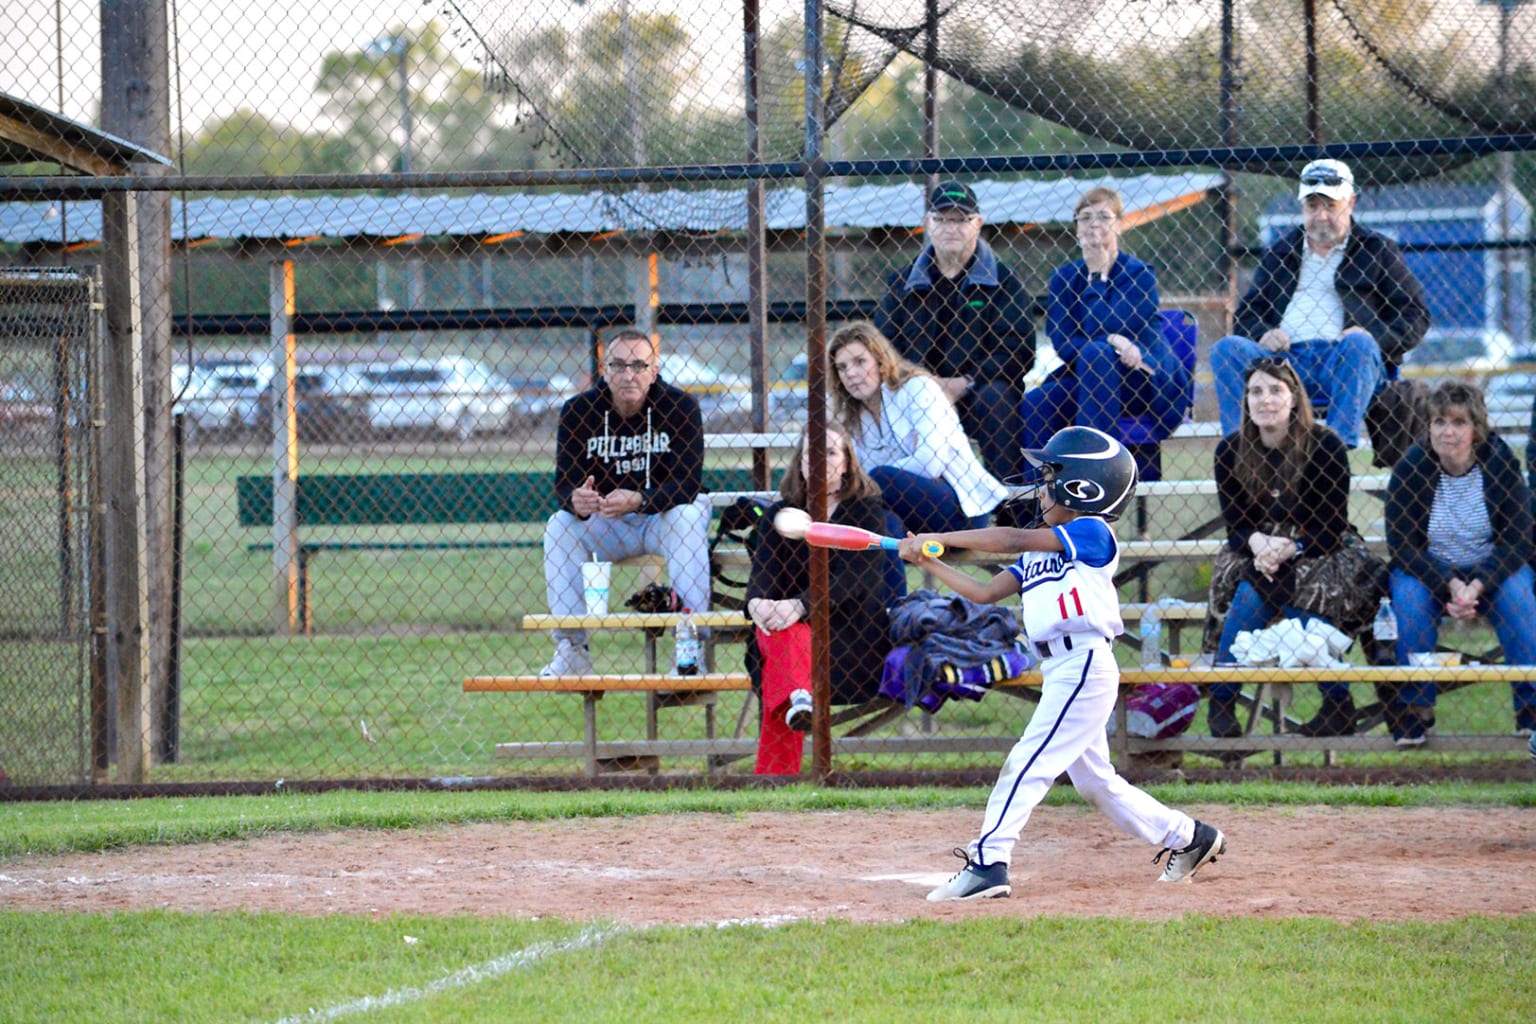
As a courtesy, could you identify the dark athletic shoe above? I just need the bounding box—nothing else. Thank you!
[1154,821,1226,883]
[926,848,1011,902]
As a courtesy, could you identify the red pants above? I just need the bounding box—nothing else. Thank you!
[754,622,811,775]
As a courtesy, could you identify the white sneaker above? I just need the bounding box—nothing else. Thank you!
[540,639,592,678]
[784,688,813,731]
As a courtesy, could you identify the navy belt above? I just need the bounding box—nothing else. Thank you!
[1033,634,1076,661]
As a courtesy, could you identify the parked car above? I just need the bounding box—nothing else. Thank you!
[176,362,272,441]
[256,364,374,443]
[657,352,752,421]
[0,379,54,434]
[504,372,577,426]
[363,356,511,439]
[1483,370,1536,420]
[767,353,810,423]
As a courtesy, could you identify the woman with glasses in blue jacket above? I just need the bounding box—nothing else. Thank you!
[1019,186,1190,462]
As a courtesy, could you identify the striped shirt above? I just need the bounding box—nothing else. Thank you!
[1427,467,1493,569]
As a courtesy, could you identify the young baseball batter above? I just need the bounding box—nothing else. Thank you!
[899,426,1225,900]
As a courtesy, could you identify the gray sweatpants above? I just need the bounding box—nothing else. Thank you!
[543,494,712,644]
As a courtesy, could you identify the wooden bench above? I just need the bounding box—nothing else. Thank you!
[464,671,753,776]
[1105,665,1536,762]
[465,662,1534,775]
[475,601,1198,777]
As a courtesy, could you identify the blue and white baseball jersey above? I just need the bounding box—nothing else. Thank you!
[1006,516,1123,645]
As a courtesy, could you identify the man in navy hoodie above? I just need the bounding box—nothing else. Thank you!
[541,329,710,676]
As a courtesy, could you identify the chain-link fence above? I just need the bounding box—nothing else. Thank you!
[1,1,1534,788]
[0,269,99,787]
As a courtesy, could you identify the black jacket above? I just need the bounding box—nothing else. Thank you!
[1386,434,1532,597]
[744,496,893,705]
[873,238,1035,386]
[1233,223,1430,369]
[553,378,703,515]
[1216,425,1353,558]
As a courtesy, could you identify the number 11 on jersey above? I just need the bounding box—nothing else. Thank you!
[1057,586,1083,620]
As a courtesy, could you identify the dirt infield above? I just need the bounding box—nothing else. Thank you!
[2,806,1533,925]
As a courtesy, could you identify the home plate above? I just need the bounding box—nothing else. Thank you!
[863,872,953,887]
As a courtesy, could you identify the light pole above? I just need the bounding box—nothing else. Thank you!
[366,33,421,351]
[1481,0,1531,340]
[365,34,413,174]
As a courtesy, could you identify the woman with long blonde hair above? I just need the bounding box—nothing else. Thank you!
[828,321,1007,536]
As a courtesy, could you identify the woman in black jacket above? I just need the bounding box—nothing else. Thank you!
[1204,358,1385,739]
[1386,381,1536,745]
[745,423,901,774]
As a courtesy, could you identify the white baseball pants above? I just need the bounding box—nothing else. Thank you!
[970,637,1196,867]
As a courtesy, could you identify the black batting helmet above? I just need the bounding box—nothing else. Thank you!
[1023,426,1138,521]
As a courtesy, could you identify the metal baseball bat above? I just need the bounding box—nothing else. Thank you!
[803,521,944,558]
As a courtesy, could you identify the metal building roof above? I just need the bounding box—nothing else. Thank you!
[0,91,172,176]
[0,172,1223,248]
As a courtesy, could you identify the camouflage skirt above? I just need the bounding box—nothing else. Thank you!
[1201,531,1389,654]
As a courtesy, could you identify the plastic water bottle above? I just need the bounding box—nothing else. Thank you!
[1139,600,1164,669]
[674,610,700,676]
[1373,597,1398,643]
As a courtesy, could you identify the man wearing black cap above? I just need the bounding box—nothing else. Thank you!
[874,180,1035,481]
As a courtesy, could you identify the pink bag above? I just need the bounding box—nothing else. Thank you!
[1122,683,1199,739]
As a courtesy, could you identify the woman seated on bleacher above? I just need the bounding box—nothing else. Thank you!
[1019,185,1191,458]
[1204,357,1387,739]
[1385,380,1536,746]
[745,423,900,775]
[828,321,1008,536]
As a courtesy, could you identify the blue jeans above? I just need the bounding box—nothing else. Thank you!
[1019,343,1188,456]
[870,465,989,536]
[1208,580,1349,703]
[1211,331,1384,446]
[958,380,1024,484]
[1388,565,1536,712]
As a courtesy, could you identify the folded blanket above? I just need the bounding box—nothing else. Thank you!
[884,590,1028,710]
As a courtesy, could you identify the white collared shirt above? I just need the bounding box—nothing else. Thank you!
[1278,240,1347,342]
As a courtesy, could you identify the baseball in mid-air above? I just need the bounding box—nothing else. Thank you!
[773,507,812,539]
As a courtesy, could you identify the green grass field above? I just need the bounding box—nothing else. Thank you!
[2,785,1533,1023]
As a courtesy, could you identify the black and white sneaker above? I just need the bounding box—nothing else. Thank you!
[1154,821,1226,883]
[784,688,813,731]
[926,848,1011,902]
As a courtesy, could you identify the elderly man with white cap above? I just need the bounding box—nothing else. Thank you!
[1210,159,1430,446]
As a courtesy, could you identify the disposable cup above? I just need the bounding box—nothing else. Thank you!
[581,561,611,616]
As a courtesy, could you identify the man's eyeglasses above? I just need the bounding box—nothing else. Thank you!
[605,359,653,376]
[1299,170,1346,187]
[1075,211,1117,226]
[929,213,976,226]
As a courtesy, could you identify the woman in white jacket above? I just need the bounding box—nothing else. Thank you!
[829,320,1009,535]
